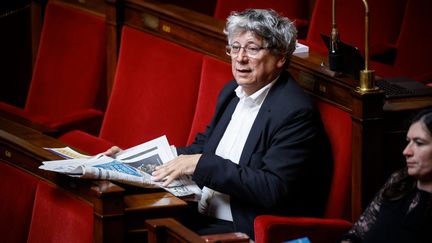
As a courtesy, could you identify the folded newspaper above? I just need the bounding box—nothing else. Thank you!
[39,135,201,197]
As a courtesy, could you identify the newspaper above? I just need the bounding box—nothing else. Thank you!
[40,135,201,197]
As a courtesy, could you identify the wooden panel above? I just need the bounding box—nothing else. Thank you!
[0,117,125,243]
[125,192,187,241]
[54,0,107,16]
[123,0,227,58]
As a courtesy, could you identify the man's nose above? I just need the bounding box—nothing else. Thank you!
[235,48,248,62]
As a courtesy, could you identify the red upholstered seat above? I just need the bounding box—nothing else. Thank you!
[0,162,39,243]
[213,0,310,38]
[303,0,407,59]
[187,56,232,145]
[0,1,106,133]
[59,129,115,155]
[371,0,432,84]
[60,26,203,153]
[254,101,353,243]
[27,180,93,243]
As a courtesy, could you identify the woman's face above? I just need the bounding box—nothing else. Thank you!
[403,121,432,183]
[229,31,285,96]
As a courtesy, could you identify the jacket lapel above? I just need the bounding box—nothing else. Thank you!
[238,76,285,166]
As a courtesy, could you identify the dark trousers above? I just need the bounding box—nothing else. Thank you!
[180,201,236,235]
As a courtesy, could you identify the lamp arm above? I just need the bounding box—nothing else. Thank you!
[361,0,370,70]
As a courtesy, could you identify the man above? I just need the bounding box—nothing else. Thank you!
[108,9,333,239]
[152,9,333,239]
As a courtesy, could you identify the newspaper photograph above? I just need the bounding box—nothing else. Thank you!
[40,135,201,197]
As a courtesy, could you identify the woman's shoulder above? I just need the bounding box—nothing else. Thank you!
[381,168,415,201]
[387,168,409,184]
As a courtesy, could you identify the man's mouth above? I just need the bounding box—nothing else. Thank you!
[236,68,251,73]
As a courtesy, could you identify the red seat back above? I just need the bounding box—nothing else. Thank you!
[305,0,407,56]
[373,0,432,82]
[187,56,232,144]
[25,1,106,117]
[214,0,309,21]
[318,101,352,219]
[99,26,203,148]
[27,180,93,243]
[253,101,353,243]
[0,162,39,243]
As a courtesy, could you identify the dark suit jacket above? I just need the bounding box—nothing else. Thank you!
[177,71,333,239]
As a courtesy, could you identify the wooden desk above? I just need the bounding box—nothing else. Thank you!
[290,50,432,212]
[290,50,432,194]
[0,117,187,243]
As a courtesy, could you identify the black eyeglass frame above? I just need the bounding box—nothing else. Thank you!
[225,42,268,57]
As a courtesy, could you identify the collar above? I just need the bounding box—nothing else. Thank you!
[235,76,278,106]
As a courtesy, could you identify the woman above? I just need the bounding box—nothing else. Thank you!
[341,108,432,242]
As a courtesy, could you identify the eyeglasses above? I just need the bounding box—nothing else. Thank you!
[225,42,267,57]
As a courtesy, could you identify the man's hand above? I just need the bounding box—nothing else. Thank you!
[152,154,201,187]
[102,146,123,158]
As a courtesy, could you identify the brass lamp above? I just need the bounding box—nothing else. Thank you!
[358,0,378,92]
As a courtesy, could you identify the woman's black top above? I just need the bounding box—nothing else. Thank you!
[342,169,432,243]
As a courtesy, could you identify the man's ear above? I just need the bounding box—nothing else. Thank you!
[277,55,286,68]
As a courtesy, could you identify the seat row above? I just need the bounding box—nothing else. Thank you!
[212,0,432,84]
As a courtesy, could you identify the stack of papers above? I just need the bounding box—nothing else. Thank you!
[40,136,201,197]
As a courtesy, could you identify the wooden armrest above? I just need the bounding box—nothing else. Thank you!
[201,232,249,243]
[0,109,57,134]
[146,218,250,243]
[146,218,204,243]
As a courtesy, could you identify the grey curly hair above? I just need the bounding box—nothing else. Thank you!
[224,9,297,65]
